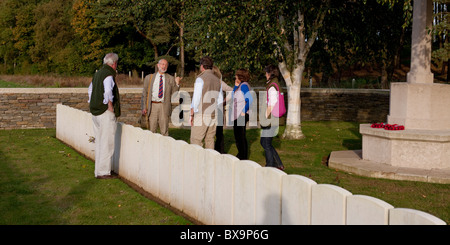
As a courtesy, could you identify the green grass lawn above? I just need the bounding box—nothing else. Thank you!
[0,129,191,225]
[0,122,448,224]
[0,79,34,88]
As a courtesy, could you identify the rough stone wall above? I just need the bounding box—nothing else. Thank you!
[300,89,390,122]
[0,88,143,129]
[0,88,390,129]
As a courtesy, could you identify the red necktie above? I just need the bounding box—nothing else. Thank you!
[158,75,163,98]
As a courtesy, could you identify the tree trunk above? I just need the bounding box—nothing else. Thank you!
[279,63,305,140]
[177,4,185,78]
[381,61,388,89]
[133,23,159,73]
[154,49,159,73]
[275,3,326,140]
[447,59,449,83]
[179,23,185,77]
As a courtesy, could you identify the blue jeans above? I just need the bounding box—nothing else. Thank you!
[260,126,284,169]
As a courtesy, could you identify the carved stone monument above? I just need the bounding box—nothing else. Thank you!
[330,0,450,183]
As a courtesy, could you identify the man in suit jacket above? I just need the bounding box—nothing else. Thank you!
[141,58,182,136]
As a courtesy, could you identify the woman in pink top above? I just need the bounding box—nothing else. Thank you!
[260,65,284,171]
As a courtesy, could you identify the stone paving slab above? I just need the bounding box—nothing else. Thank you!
[329,150,450,184]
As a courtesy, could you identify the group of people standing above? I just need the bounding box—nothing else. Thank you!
[88,53,284,179]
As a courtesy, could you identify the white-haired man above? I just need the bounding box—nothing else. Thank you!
[88,53,121,179]
[141,58,182,136]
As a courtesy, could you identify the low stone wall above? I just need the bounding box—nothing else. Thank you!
[0,88,141,129]
[56,104,446,225]
[300,88,390,122]
[0,87,390,130]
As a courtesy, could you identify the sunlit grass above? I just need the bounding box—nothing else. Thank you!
[0,129,191,225]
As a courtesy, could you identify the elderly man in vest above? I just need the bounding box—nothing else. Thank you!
[141,58,182,136]
[190,56,222,149]
[88,53,121,179]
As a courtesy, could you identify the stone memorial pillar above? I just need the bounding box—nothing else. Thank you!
[388,0,450,131]
[330,0,450,182]
[361,0,450,171]
[406,0,434,85]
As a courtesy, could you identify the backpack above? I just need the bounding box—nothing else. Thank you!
[267,82,286,118]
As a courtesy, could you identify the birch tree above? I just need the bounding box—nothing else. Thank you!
[272,0,330,139]
[187,0,331,139]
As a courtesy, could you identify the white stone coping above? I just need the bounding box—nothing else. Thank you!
[57,104,447,224]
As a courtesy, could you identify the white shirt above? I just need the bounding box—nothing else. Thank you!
[151,72,165,102]
[191,77,204,113]
[190,77,223,113]
[88,75,115,104]
[267,86,278,107]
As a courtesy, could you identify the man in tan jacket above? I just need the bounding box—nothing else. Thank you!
[141,59,182,136]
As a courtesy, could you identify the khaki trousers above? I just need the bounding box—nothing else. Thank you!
[148,102,169,136]
[190,114,217,149]
[92,110,117,177]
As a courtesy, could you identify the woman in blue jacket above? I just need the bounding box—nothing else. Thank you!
[230,69,253,160]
